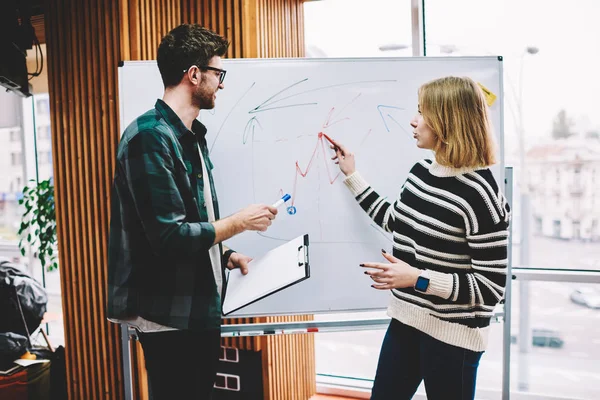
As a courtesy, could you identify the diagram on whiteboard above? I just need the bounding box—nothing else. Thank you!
[203,73,429,244]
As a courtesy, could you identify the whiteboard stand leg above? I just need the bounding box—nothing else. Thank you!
[502,167,514,399]
[121,323,134,400]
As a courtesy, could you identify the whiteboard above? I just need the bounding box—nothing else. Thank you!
[118,57,504,316]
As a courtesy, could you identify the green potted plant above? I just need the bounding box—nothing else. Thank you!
[18,178,58,272]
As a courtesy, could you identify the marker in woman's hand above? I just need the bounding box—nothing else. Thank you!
[321,133,338,150]
[272,193,291,209]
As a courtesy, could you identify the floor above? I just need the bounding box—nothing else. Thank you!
[310,395,356,400]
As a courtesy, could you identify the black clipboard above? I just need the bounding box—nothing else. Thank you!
[221,234,310,316]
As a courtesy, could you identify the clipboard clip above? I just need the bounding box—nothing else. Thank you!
[297,245,309,267]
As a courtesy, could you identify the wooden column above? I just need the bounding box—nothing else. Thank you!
[45,0,313,399]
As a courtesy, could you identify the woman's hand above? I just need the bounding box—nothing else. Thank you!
[362,250,421,290]
[327,136,356,176]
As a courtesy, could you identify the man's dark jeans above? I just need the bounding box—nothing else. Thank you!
[371,319,483,400]
[137,328,221,399]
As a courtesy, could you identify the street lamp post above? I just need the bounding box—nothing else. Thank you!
[517,45,539,393]
[517,46,539,197]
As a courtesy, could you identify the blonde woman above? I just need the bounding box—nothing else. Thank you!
[331,76,510,400]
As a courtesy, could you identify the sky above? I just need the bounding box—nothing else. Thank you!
[304,0,600,157]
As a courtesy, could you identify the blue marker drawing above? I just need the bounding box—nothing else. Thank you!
[377,105,412,137]
[287,206,297,215]
[377,105,404,132]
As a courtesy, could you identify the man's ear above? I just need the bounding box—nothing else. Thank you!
[186,66,199,84]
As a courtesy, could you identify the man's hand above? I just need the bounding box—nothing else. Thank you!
[362,250,421,290]
[212,204,278,245]
[227,252,252,275]
[235,204,278,232]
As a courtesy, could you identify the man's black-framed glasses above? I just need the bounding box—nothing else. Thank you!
[183,65,227,84]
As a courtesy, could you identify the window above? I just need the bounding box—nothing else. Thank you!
[535,216,542,234]
[553,220,561,238]
[304,0,412,58]
[38,151,53,165]
[36,98,50,117]
[9,130,20,142]
[37,126,51,141]
[303,0,414,392]
[509,281,600,399]
[573,220,581,240]
[304,1,600,399]
[11,152,22,166]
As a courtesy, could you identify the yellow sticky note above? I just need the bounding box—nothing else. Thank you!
[477,82,497,107]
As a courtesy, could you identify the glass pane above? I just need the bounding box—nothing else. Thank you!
[315,311,386,380]
[315,312,507,397]
[510,281,600,399]
[0,43,62,345]
[304,0,412,58]
[29,90,62,345]
[304,0,412,387]
[424,0,600,271]
[0,90,26,249]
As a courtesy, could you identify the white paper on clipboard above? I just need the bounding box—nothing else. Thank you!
[222,234,309,315]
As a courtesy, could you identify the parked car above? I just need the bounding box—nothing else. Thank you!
[531,328,564,348]
[511,328,564,348]
[570,288,600,309]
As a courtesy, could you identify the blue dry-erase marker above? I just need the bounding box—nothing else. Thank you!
[272,193,291,208]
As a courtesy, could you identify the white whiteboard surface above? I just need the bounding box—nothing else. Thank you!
[118,57,504,317]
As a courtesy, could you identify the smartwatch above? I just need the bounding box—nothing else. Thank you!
[414,270,430,293]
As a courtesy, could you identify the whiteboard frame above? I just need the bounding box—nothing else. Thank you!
[117,56,505,317]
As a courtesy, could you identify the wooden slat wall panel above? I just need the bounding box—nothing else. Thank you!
[259,315,316,400]
[45,0,309,398]
[44,0,123,398]
[31,15,46,44]
[239,0,306,59]
[122,0,181,61]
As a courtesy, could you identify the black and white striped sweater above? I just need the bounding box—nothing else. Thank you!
[344,159,510,352]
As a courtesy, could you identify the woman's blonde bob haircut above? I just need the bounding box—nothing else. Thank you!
[418,76,497,168]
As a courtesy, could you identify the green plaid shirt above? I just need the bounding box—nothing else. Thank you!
[107,99,224,331]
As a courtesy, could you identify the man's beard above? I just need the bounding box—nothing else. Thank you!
[193,84,215,110]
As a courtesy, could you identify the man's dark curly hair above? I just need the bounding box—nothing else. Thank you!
[157,24,229,88]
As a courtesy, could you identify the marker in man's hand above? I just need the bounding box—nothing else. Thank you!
[272,193,291,209]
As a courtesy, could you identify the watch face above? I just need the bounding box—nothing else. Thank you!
[415,276,429,292]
